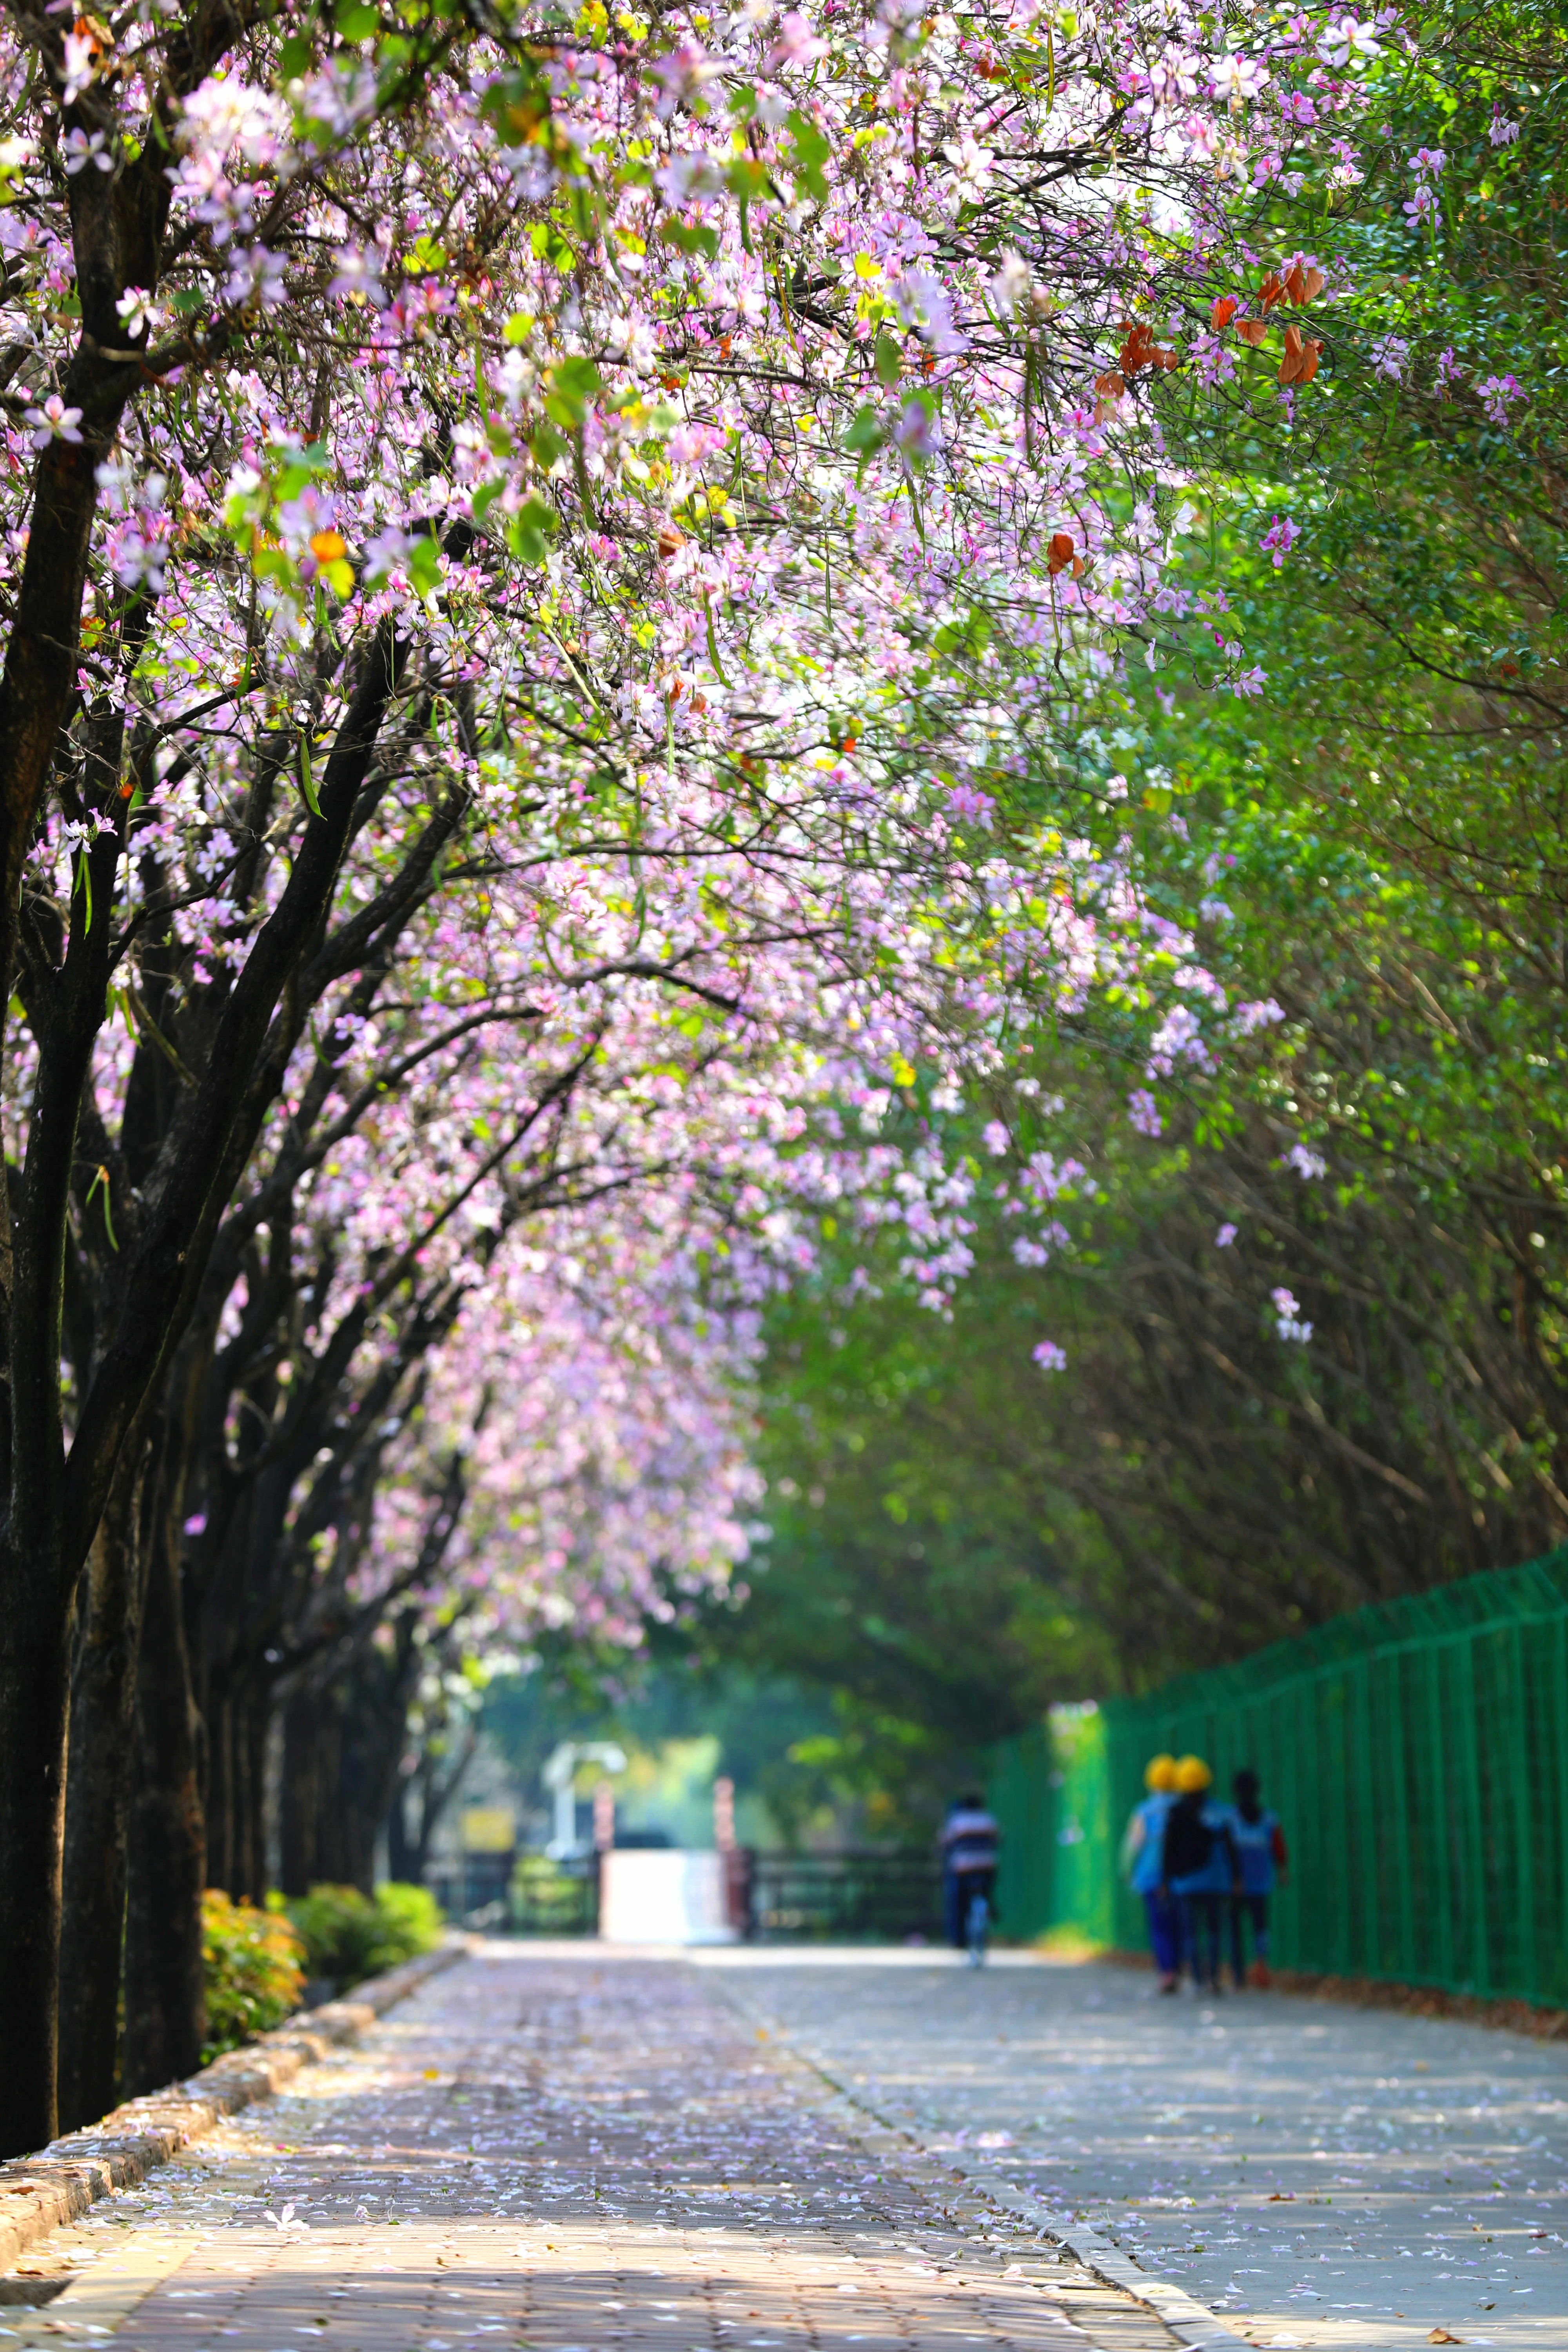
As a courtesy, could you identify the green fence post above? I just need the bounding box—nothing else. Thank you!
[1387,1648,1417,1982]
[1509,1624,1537,2002]
[1425,1639,1457,1991]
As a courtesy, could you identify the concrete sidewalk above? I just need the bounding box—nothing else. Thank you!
[698,1950,1568,2352]
[0,1948,1180,2352]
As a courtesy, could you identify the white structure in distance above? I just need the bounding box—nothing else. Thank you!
[541,1740,628,1857]
[597,1849,736,1944]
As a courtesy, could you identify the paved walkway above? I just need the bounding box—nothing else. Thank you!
[1,1951,1178,2352]
[699,1950,1568,2352]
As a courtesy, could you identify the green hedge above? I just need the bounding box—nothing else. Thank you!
[272,1881,444,1985]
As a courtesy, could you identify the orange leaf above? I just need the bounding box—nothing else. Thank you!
[1119,321,1161,375]
[309,528,347,562]
[1210,295,1239,331]
[1046,530,1076,576]
[1301,264,1325,300]
[1234,319,1268,347]
[657,524,685,559]
[1094,369,1126,397]
[1257,271,1285,313]
[1283,261,1306,305]
[1427,2333,1463,2345]
[1278,325,1324,386]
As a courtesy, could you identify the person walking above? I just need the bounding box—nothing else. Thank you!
[1159,1755,1238,1993]
[1226,1766,1288,1987]
[940,1791,1000,1952]
[1121,1753,1182,1992]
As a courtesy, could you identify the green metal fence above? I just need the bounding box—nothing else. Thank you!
[988,1548,1568,2005]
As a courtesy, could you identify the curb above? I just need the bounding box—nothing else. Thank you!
[708,1971,1245,2352]
[0,1935,469,2277]
[963,2172,1246,2352]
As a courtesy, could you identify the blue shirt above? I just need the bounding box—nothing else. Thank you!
[1226,1806,1280,1895]
[1129,1792,1174,1895]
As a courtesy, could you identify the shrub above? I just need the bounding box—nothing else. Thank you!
[368,1880,444,1965]
[275,1881,444,1987]
[202,1889,305,2060]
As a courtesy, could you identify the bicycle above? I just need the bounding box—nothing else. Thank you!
[965,1886,990,1967]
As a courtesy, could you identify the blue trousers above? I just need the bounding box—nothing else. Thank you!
[1231,1892,1270,1978]
[1143,1889,1182,1975]
[1180,1891,1227,1987]
[945,1868,995,1949]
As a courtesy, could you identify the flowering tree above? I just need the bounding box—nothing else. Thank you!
[0,0,1401,2149]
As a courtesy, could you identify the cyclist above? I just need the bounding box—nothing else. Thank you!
[940,1791,1000,1955]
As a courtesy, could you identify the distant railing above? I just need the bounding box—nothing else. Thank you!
[510,1853,599,1936]
[498,1846,944,1942]
[749,1849,943,1943]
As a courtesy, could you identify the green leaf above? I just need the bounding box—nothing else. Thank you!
[787,107,831,200]
[334,0,379,38]
[843,405,887,456]
[541,355,603,431]
[298,731,322,818]
[529,419,569,472]
[406,535,443,597]
[662,218,720,259]
[506,495,557,566]
[726,156,769,201]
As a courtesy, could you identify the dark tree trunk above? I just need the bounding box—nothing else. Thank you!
[387,1777,415,1881]
[238,1684,271,1902]
[0,625,405,2150]
[338,1690,380,1897]
[123,1519,205,2095]
[315,1699,347,1882]
[205,1681,235,1895]
[58,1445,148,2132]
[215,1675,272,1902]
[279,1633,419,1898]
[0,1574,74,2152]
[280,1691,322,1897]
[338,1637,419,1895]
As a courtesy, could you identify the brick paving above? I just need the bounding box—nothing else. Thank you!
[1,1950,1177,2352]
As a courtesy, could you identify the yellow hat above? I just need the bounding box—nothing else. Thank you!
[1174,1754,1212,1792]
[1144,1753,1178,1791]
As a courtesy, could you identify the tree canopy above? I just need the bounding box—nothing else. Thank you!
[0,0,1558,2151]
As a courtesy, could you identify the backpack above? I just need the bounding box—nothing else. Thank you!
[1161,1800,1214,1882]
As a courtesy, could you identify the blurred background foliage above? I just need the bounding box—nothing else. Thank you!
[477,0,1568,1856]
